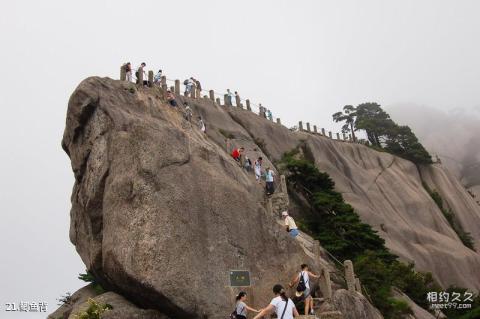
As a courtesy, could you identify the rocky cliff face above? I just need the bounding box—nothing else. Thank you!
[60,77,336,319]
[58,76,480,318]
[223,107,480,292]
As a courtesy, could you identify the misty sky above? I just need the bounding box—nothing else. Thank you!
[1,1,480,317]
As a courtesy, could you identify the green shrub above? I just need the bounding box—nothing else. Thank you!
[74,298,113,319]
[79,271,106,294]
[422,184,475,251]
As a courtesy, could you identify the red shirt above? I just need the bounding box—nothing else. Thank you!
[232,149,240,159]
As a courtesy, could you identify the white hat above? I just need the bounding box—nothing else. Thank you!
[281,211,289,216]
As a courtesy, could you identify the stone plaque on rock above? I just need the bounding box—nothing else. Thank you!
[229,270,251,287]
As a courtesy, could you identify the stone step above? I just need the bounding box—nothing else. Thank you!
[318,311,343,319]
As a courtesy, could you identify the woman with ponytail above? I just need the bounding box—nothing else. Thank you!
[234,291,260,319]
[253,284,299,319]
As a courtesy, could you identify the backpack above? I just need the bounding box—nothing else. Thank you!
[183,79,189,85]
[297,272,307,292]
[229,304,244,319]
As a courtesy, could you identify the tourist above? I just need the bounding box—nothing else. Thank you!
[289,264,321,316]
[239,147,246,167]
[282,211,299,238]
[231,147,242,162]
[125,62,132,82]
[265,167,275,195]
[253,284,299,319]
[183,102,192,122]
[235,91,241,107]
[226,89,234,106]
[267,109,273,121]
[154,69,163,84]
[233,291,260,319]
[184,78,194,96]
[136,62,147,86]
[254,157,263,182]
[198,116,206,133]
[166,90,177,107]
[195,78,202,92]
[244,156,252,172]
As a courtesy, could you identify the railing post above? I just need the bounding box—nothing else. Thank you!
[349,134,352,141]
[328,131,332,139]
[175,80,180,95]
[216,97,221,106]
[280,175,288,194]
[246,99,251,111]
[313,125,318,133]
[224,94,230,106]
[355,277,362,294]
[148,71,154,86]
[299,121,303,131]
[343,133,347,140]
[209,90,215,101]
[161,76,166,86]
[321,128,326,136]
[170,86,175,93]
[343,260,356,293]
[321,268,333,300]
[306,122,311,132]
[276,118,281,125]
[336,133,340,140]
[266,198,273,217]
[120,65,126,81]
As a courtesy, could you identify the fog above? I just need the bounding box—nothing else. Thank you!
[388,104,480,192]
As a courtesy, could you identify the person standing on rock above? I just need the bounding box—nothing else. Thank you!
[198,116,206,133]
[231,147,244,162]
[233,291,261,319]
[267,109,273,121]
[226,89,234,106]
[265,167,275,195]
[195,78,202,92]
[235,91,241,107]
[282,211,299,238]
[244,156,252,172]
[183,102,193,122]
[154,69,163,84]
[254,157,263,182]
[253,284,299,319]
[135,62,147,86]
[125,62,133,82]
[166,90,177,107]
[184,78,194,96]
[289,264,321,316]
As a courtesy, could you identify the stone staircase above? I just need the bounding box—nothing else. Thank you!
[265,176,368,319]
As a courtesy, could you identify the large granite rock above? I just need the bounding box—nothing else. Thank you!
[223,108,480,291]
[332,289,383,319]
[61,77,324,319]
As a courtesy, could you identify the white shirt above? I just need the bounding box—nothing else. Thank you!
[269,296,295,319]
[299,271,310,290]
[266,170,275,182]
[285,216,297,230]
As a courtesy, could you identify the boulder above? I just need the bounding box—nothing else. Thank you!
[61,77,324,319]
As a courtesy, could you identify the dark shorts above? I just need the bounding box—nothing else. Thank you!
[169,100,178,107]
[236,315,246,319]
